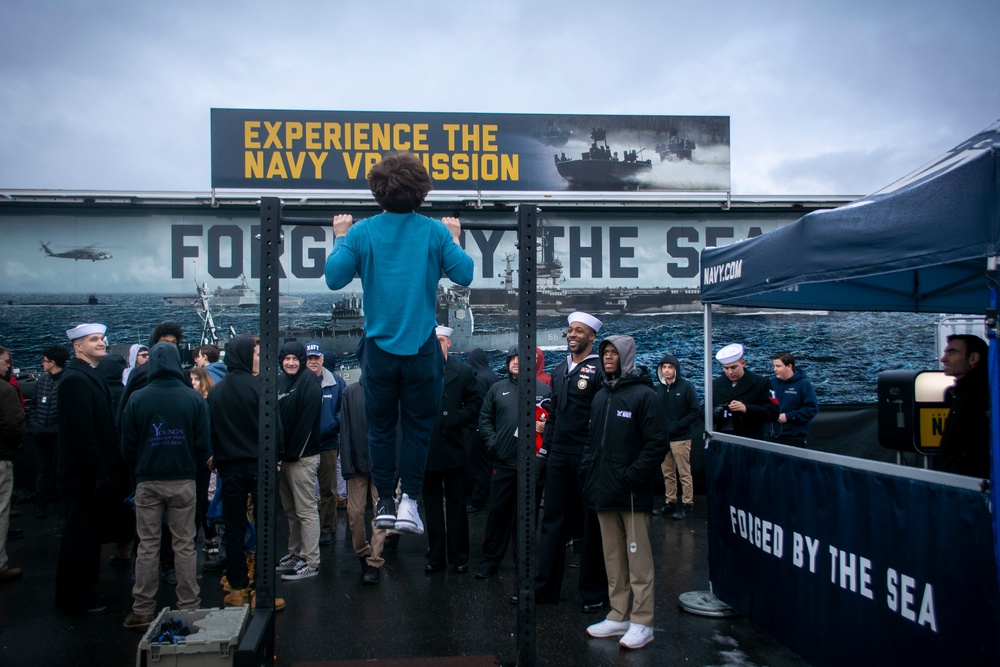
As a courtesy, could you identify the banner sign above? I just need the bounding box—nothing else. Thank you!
[707,438,999,666]
[210,109,730,193]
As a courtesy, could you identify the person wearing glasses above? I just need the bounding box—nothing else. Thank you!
[28,345,71,518]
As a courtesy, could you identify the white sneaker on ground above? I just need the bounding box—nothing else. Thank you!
[586,618,630,638]
[393,493,424,535]
[280,562,319,581]
[619,623,654,649]
[276,553,302,573]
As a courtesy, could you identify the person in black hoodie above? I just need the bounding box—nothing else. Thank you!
[207,334,283,608]
[581,335,668,651]
[120,342,210,630]
[275,341,322,581]
[652,353,701,520]
[475,346,551,579]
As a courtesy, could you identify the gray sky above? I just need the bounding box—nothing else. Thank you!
[2,0,998,196]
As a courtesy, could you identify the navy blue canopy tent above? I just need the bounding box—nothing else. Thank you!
[701,120,999,314]
[700,118,1000,596]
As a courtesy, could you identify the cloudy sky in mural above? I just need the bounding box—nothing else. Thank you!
[2,0,998,197]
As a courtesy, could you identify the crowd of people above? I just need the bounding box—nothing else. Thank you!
[0,152,991,654]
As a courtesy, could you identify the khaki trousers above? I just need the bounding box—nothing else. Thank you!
[133,479,200,616]
[661,439,693,505]
[278,454,321,568]
[346,474,387,568]
[597,510,654,626]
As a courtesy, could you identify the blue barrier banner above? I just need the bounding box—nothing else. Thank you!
[707,438,1000,666]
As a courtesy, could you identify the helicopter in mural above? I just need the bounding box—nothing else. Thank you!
[39,242,113,261]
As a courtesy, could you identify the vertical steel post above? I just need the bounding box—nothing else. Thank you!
[515,204,538,667]
[237,196,280,666]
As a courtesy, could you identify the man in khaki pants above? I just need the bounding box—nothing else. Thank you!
[652,353,700,520]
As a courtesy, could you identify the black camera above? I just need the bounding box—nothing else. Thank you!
[713,404,735,433]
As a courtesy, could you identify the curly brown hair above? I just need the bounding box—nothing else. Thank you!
[367,152,432,213]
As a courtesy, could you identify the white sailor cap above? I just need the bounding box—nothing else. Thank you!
[716,343,744,365]
[567,311,602,333]
[435,326,454,338]
[66,323,107,341]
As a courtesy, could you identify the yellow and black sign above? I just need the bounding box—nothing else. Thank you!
[210,109,731,193]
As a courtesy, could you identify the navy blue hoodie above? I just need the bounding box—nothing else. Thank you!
[120,342,210,483]
[766,369,819,441]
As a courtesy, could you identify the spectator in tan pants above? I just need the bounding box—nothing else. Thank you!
[340,380,388,585]
[652,353,700,520]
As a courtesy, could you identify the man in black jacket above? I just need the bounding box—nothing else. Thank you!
[652,353,700,519]
[423,326,482,573]
[28,345,69,518]
[120,342,210,629]
[476,346,551,579]
[207,335,284,609]
[276,342,323,581]
[711,343,778,439]
[55,323,130,616]
[582,335,668,650]
[937,334,990,477]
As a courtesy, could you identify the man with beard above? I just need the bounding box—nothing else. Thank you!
[582,336,668,650]
[275,341,323,581]
[55,323,130,615]
[512,312,609,613]
[208,335,284,609]
[712,344,778,439]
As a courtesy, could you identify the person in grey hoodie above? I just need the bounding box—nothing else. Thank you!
[120,342,210,629]
[652,353,701,519]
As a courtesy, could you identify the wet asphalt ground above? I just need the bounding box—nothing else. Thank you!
[0,496,810,666]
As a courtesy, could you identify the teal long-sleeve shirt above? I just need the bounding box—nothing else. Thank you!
[324,211,474,356]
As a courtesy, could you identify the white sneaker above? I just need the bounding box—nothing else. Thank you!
[586,618,630,638]
[619,623,654,649]
[393,493,424,535]
[275,553,300,572]
[281,562,319,581]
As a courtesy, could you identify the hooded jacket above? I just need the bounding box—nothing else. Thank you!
[277,341,322,462]
[535,347,552,386]
[766,369,819,441]
[655,353,701,441]
[208,335,279,465]
[122,344,148,385]
[120,342,210,483]
[479,366,552,469]
[318,366,346,451]
[582,335,669,512]
[543,346,603,456]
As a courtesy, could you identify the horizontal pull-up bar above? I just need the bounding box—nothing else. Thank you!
[279,215,518,232]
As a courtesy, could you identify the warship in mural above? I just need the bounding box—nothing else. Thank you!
[467,227,702,316]
[163,274,304,309]
[553,127,652,190]
[533,123,572,147]
[282,291,567,355]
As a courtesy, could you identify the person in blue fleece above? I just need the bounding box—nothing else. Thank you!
[765,352,818,447]
[324,151,473,534]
